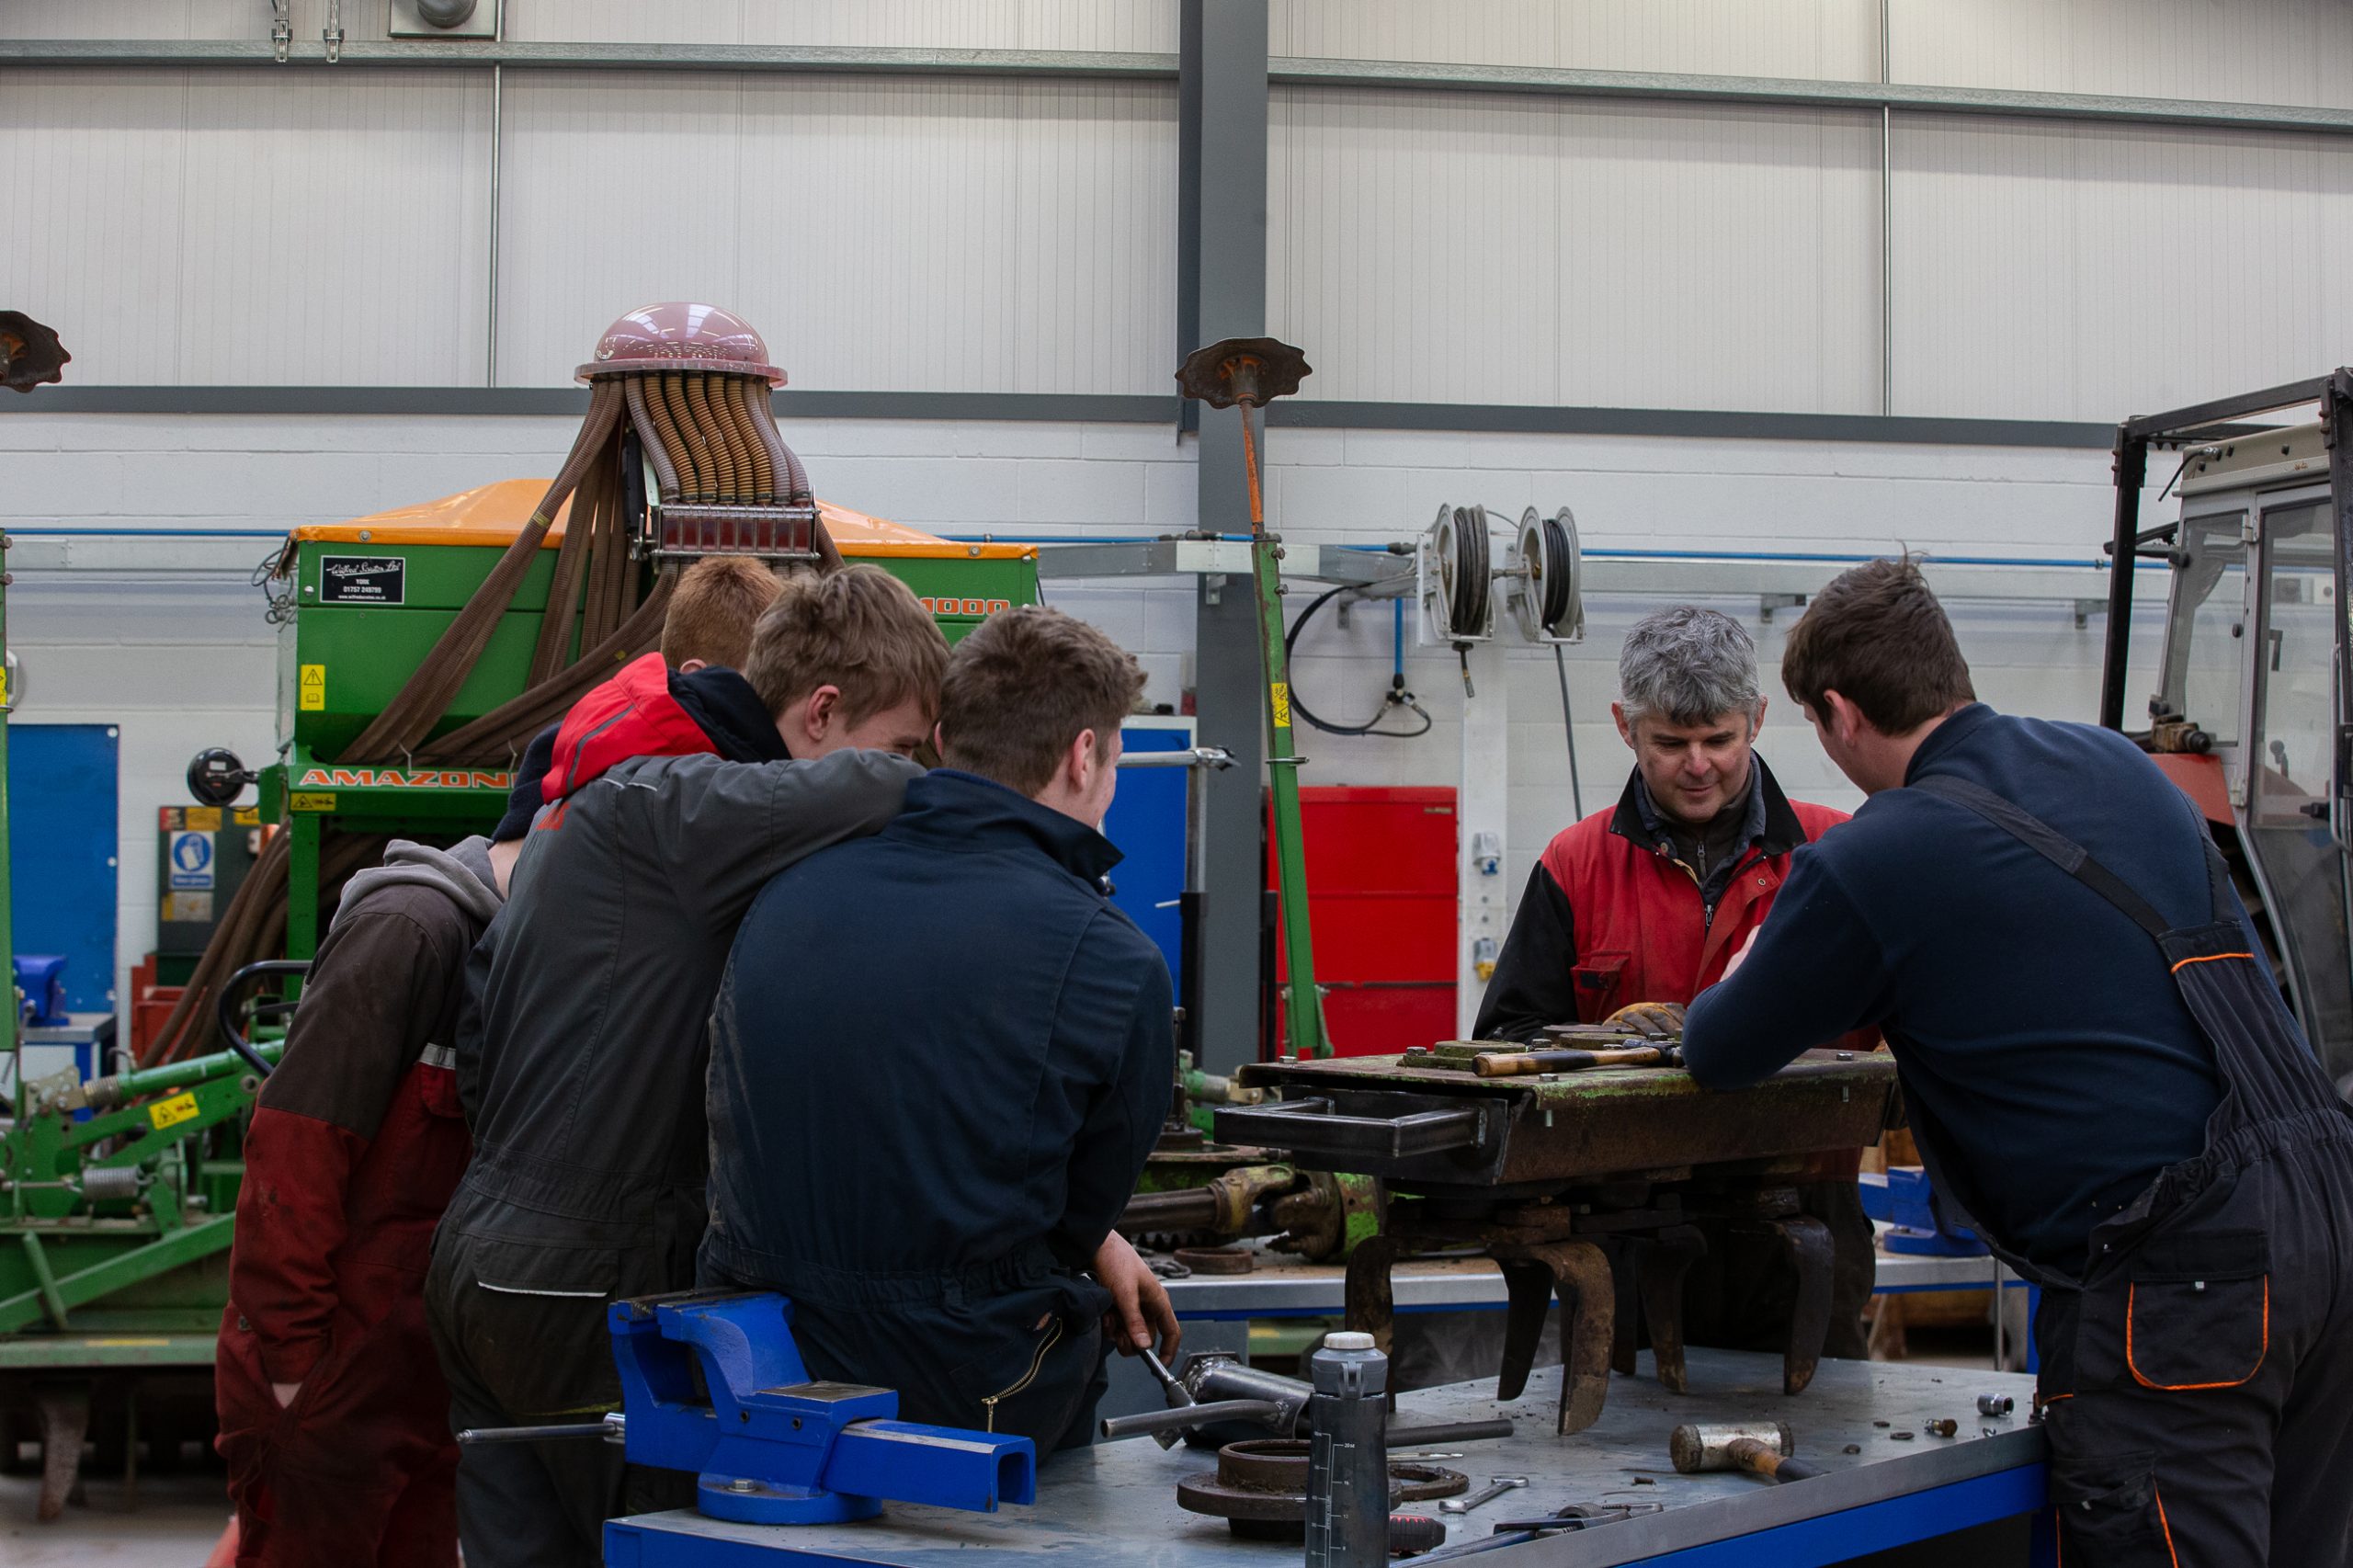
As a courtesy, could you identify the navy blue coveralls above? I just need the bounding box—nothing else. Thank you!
[699,769,1175,1453]
[1687,705,2353,1565]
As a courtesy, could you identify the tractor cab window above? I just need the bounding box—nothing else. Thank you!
[2158,511,2247,745]
[2248,501,2337,828]
[2244,495,2353,1076]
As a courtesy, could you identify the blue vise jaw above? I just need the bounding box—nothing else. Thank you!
[607,1290,1039,1526]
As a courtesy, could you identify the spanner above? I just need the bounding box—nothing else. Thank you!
[1440,1476,1529,1515]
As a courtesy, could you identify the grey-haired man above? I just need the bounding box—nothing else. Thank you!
[1474,605,1876,1359]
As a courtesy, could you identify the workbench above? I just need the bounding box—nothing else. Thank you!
[604,1350,2049,1566]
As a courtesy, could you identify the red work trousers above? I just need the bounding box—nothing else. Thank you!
[214,1282,459,1568]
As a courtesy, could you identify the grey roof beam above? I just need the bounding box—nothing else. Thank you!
[1271,56,2353,137]
[0,38,1176,76]
[8,39,2352,136]
[0,386,2125,449]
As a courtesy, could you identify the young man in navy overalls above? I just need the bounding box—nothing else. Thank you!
[1685,559,2353,1565]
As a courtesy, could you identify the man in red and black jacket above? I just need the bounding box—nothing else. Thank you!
[1474,605,1876,1360]
[214,837,499,1566]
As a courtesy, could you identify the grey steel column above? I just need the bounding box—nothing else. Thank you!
[1181,0,1270,1074]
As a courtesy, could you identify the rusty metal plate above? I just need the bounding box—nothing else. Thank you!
[1230,1051,1897,1189]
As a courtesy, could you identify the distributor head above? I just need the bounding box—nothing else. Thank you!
[1781,558,1974,794]
[936,606,1146,828]
[745,565,947,758]
[1612,606,1765,828]
[661,555,786,673]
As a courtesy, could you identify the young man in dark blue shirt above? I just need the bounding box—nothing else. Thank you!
[700,605,1178,1452]
[1685,560,2353,1566]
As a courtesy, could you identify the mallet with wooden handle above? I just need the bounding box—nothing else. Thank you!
[1472,1043,1682,1077]
[1669,1422,1823,1483]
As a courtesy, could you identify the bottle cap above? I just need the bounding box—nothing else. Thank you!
[1323,1332,1376,1351]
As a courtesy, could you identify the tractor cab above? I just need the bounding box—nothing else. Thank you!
[2102,375,2353,1093]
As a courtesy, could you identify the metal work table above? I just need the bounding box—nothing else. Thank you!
[605,1350,2047,1566]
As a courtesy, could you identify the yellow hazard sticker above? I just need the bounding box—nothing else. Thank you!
[290,791,336,813]
[184,806,222,832]
[149,1091,200,1131]
[1270,681,1291,729]
[233,806,260,827]
[299,664,326,711]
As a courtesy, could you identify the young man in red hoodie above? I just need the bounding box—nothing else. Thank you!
[212,555,784,1568]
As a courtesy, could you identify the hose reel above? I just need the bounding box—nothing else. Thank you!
[1512,506,1585,644]
[1425,504,1495,642]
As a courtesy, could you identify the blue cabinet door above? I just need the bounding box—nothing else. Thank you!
[9,723,119,1011]
[1102,720,1191,984]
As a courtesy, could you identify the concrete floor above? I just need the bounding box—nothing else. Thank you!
[0,1469,231,1567]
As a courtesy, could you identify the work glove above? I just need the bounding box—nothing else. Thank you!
[1603,1001,1687,1040]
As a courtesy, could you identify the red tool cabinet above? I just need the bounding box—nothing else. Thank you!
[1267,786,1457,1058]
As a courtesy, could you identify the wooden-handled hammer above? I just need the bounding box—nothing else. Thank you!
[1472,1043,1682,1077]
[1669,1422,1823,1483]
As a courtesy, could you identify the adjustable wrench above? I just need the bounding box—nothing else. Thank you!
[1440,1476,1529,1516]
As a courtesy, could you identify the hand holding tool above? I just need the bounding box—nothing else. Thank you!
[1668,1423,1821,1483]
[1472,1044,1681,1077]
[1132,1345,1196,1450]
[1439,1476,1529,1515]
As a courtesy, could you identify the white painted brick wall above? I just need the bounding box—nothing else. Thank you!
[0,412,2171,1006]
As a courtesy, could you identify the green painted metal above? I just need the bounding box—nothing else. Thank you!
[269,534,1041,960]
[0,1217,237,1336]
[0,1331,218,1369]
[1241,409,1327,1058]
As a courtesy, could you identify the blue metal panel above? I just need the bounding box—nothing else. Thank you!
[1629,1466,2047,1566]
[1101,722,1190,983]
[9,723,119,1011]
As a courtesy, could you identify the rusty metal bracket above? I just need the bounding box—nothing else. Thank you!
[1494,1239,1614,1435]
[1634,1223,1709,1395]
[1745,1214,1836,1395]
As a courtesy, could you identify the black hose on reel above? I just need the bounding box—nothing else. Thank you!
[1446,506,1492,637]
[1538,515,1574,631]
[1283,585,1434,739]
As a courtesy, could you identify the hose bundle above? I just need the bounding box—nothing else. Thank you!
[144,325,834,1064]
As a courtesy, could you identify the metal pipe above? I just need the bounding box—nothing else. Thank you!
[1114,746,1233,769]
[1879,0,1893,417]
[2098,428,2149,730]
[1098,1399,1286,1442]
[486,61,502,387]
[457,1413,625,1444]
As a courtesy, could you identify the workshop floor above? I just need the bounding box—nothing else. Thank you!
[0,1467,230,1566]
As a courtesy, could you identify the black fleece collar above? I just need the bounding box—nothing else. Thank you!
[670,667,791,765]
[1608,753,1808,859]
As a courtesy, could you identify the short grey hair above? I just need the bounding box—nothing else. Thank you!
[1618,606,1763,728]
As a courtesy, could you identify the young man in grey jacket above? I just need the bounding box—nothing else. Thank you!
[427,566,949,1568]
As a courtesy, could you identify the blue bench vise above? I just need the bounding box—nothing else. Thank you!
[460,1290,1037,1531]
[609,1290,1038,1525]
